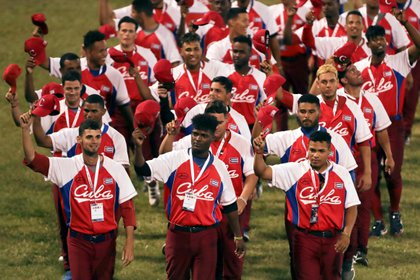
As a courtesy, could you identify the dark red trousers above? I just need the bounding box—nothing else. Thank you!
[52,185,70,271]
[165,226,218,280]
[293,229,342,280]
[67,232,116,280]
[403,61,420,137]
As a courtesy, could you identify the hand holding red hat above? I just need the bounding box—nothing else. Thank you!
[3,64,22,94]
[31,13,48,35]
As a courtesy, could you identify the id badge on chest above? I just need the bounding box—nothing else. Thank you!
[182,191,197,212]
[310,203,319,224]
[91,203,104,222]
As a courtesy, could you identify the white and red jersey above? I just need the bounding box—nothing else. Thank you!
[173,130,254,197]
[271,160,360,231]
[135,24,182,64]
[184,0,210,27]
[287,93,372,149]
[339,5,410,54]
[265,126,357,171]
[401,0,420,46]
[312,36,371,63]
[181,103,252,140]
[271,3,308,57]
[337,89,391,148]
[226,65,266,125]
[109,44,157,103]
[41,99,84,135]
[172,60,228,104]
[232,0,278,35]
[48,123,129,165]
[147,149,237,226]
[206,35,266,69]
[312,18,347,38]
[355,50,416,118]
[27,154,137,234]
[195,25,230,55]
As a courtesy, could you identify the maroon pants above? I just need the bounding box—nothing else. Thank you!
[216,214,244,280]
[67,231,116,280]
[344,151,378,261]
[293,229,342,280]
[281,54,310,95]
[371,119,405,219]
[165,225,218,280]
[52,185,70,271]
[403,61,420,137]
[240,200,252,233]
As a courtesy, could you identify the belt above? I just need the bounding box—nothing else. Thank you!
[168,223,219,233]
[70,229,117,243]
[296,227,338,238]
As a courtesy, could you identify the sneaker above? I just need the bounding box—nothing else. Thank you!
[62,270,72,280]
[147,180,160,207]
[370,220,388,237]
[58,255,64,262]
[405,136,411,146]
[390,212,404,236]
[354,251,369,267]
[243,230,250,242]
[256,182,263,199]
[161,243,166,256]
[342,260,355,280]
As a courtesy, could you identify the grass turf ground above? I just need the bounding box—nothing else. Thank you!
[0,0,420,279]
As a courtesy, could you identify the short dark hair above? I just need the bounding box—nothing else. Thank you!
[233,35,252,49]
[366,25,386,42]
[298,94,320,108]
[212,76,233,93]
[346,10,363,22]
[132,0,153,16]
[62,70,82,84]
[309,130,332,147]
[227,7,247,21]
[83,94,105,108]
[191,114,219,134]
[118,16,139,30]
[83,30,106,49]
[204,100,228,115]
[180,32,201,46]
[79,119,101,136]
[59,53,79,69]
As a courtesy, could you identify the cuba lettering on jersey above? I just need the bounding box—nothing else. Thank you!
[265,126,357,171]
[355,50,415,118]
[172,61,226,104]
[82,65,130,117]
[49,124,129,165]
[135,24,182,64]
[232,0,278,35]
[173,131,254,196]
[206,36,264,69]
[181,103,252,140]
[147,149,237,227]
[227,66,267,125]
[271,160,360,231]
[45,154,137,234]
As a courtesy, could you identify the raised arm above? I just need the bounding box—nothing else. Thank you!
[394,9,420,64]
[31,113,53,149]
[253,135,272,180]
[5,89,23,127]
[20,113,36,163]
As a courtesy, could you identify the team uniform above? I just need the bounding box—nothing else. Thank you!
[355,49,417,222]
[232,0,278,35]
[226,65,267,126]
[181,103,252,140]
[173,130,254,279]
[195,24,230,55]
[270,160,360,279]
[145,149,237,279]
[171,60,228,104]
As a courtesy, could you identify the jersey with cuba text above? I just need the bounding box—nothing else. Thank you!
[271,160,360,231]
[147,149,237,227]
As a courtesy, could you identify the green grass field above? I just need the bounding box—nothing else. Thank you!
[1,0,420,279]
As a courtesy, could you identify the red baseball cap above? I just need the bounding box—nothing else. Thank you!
[2,64,22,94]
[252,29,271,60]
[134,100,161,134]
[333,42,357,72]
[41,82,64,98]
[193,11,225,28]
[99,24,117,40]
[31,13,48,35]
[24,37,47,66]
[174,97,197,125]
[108,47,134,67]
[379,0,397,13]
[264,74,286,104]
[257,105,279,138]
[153,59,174,84]
[32,95,61,117]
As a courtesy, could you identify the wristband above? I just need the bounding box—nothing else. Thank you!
[234,236,243,241]
[238,196,247,206]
